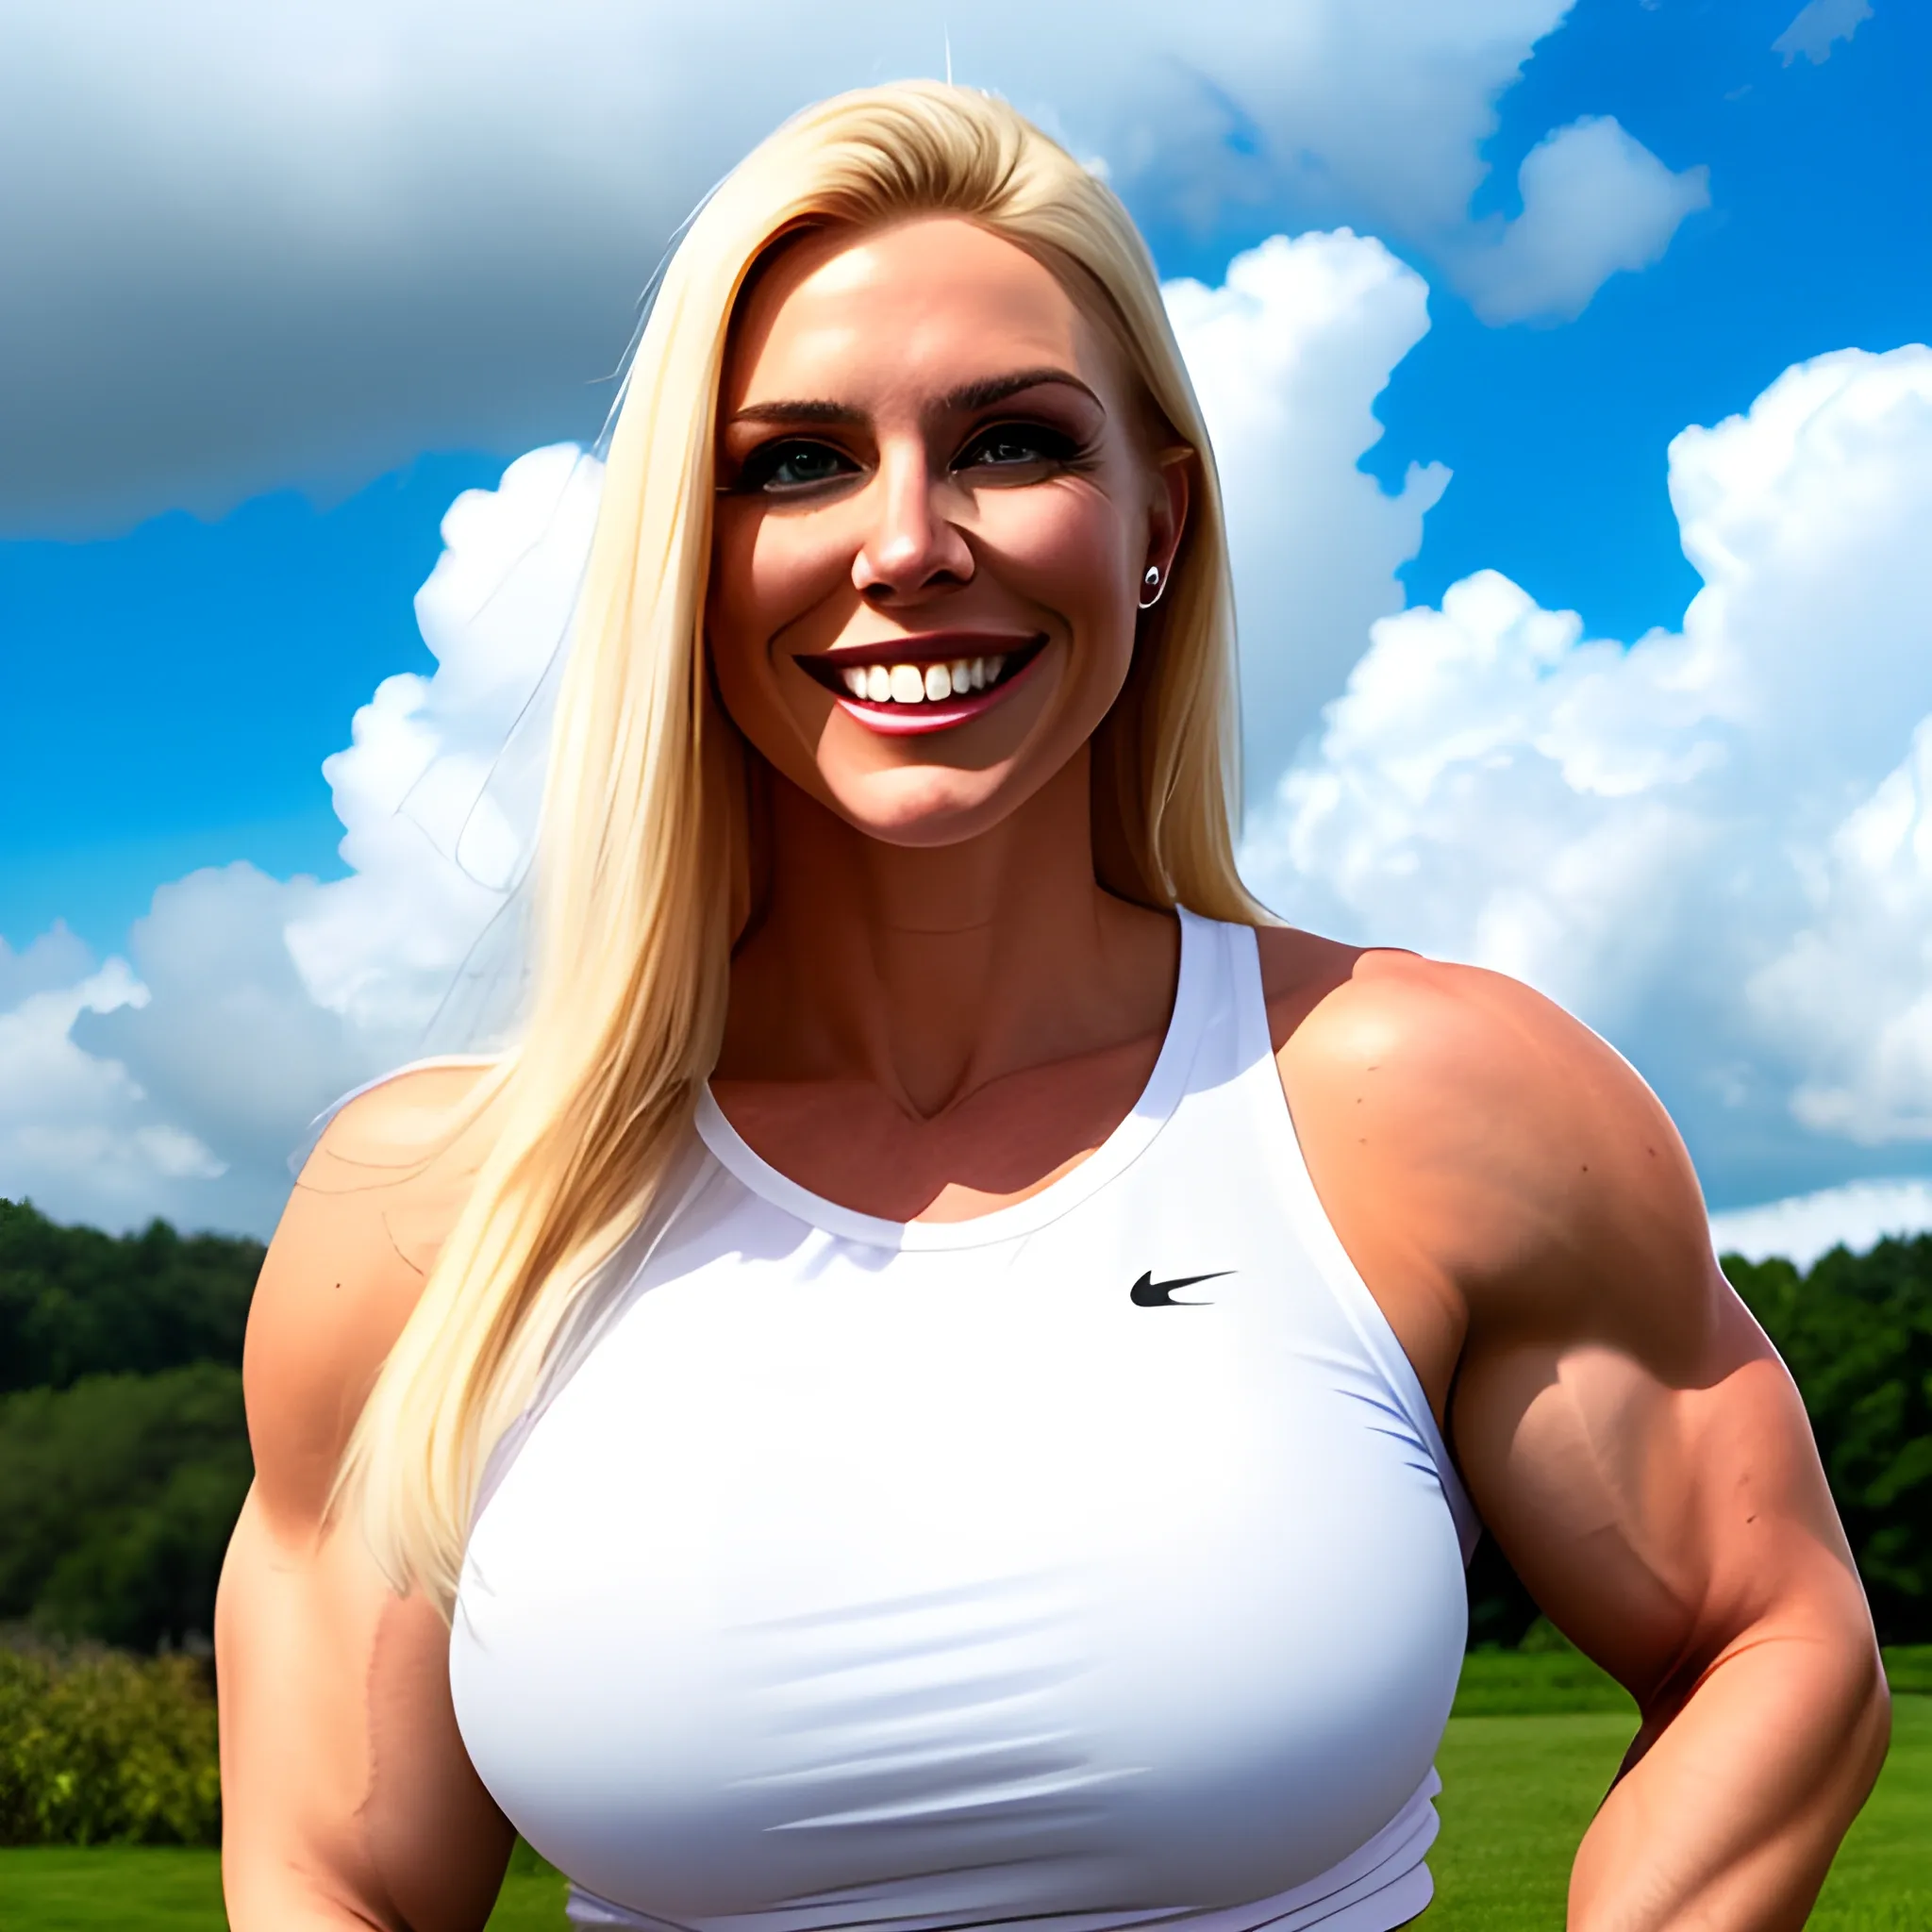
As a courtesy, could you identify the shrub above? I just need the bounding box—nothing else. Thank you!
[0,1637,220,1845]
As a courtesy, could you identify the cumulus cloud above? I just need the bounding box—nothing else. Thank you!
[1749,715,1932,1143]
[1454,116,1710,325]
[1242,343,1932,1215]
[3,444,601,1234]
[1,0,1704,536]
[0,954,227,1230]
[0,926,94,1008]
[1165,232,1450,785]
[285,442,603,1041]
[1711,1177,1932,1273]
[1774,0,1874,66]
[1243,570,1733,1023]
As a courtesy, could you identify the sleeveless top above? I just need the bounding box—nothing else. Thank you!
[445,912,1477,1932]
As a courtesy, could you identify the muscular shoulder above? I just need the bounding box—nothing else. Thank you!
[243,1061,501,1538]
[1254,927,1718,1355]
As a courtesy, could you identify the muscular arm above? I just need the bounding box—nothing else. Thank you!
[1270,942,1890,1930]
[216,1068,514,1932]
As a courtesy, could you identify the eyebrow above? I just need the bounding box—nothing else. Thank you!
[726,367,1103,429]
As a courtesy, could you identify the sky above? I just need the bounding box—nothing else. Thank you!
[2,0,1930,1258]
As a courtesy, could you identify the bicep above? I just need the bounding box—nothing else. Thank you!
[1452,1277,1869,1715]
[220,1087,512,1931]
[216,1489,513,1932]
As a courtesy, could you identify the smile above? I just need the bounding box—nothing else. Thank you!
[802,634,1047,736]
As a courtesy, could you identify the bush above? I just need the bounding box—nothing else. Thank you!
[0,1638,220,1845]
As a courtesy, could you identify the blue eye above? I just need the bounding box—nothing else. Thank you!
[958,424,1078,471]
[741,441,856,491]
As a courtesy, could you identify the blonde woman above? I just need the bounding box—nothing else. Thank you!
[216,83,1885,1932]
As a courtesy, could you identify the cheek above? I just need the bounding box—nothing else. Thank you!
[708,511,813,669]
[982,483,1137,622]
[706,508,844,742]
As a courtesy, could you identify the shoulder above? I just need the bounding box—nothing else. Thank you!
[1254,927,1717,1345]
[244,1060,503,1537]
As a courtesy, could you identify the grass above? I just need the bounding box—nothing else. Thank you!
[2,1658,1925,1929]
[1427,1697,1932,1928]
[0,1846,225,1931]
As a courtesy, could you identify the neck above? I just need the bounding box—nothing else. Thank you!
[718,752,1177,1119]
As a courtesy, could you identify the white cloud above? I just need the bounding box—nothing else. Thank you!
[1711,1178,1932,1272]
[0,925,94,1009]
[1748,715,1932,1143]
[286,442,602,1041]
[0,955,228,1229]
[1243,569,1734,1021]
[1243,342,1932,1216]
[1166,233,1450,788]
[2,0,1705,536]
[1454,116,1710,325]
[1774,0,1874,66]
[2,444,601,1234]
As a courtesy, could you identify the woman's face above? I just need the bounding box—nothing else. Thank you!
[708,215,1188,849]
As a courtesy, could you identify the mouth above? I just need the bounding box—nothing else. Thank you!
[800,633,1048,737]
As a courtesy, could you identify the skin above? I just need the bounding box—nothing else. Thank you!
[219,216,1889,1931]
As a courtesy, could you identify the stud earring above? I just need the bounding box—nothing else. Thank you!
[1139,564,1165,610]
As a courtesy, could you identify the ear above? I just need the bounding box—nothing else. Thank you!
[1144,445,1192,584]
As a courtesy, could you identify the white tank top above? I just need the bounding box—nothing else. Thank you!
[447,912,1477,1932]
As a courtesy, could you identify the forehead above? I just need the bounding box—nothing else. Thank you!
[723,216,1108,405]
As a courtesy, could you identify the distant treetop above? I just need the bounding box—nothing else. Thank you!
[0,1199,263,1395]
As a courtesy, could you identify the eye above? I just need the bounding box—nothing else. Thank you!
[737,440,859,492]
[956,422,1080,473]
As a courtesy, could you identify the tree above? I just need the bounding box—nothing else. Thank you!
[0,1366,251,1652]
[1726,1237,1932,1644]
[0,1198,262,1392]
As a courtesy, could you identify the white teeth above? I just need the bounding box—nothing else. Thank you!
[841,653,1014,706]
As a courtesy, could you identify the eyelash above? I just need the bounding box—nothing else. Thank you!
[731,420,1086,494]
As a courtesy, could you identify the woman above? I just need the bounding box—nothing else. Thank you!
[216,83,1886,1932]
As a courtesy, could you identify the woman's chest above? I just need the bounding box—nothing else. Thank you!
[450,1237,1467,1921]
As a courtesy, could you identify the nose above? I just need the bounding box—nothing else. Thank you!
[852,442,974,604]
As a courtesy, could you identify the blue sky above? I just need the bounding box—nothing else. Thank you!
[4,0,1930,1246]
[1,453,497,948]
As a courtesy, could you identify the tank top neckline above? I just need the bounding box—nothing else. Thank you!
[693,909,1216,1254]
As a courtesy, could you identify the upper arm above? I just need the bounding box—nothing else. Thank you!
[217,1065,514,1932]
[1273,947,1878,1719]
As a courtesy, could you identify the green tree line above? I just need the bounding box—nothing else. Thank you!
[1,1200,260,1653]
[0,1199,259,1395]
[2,1196,1929,1652]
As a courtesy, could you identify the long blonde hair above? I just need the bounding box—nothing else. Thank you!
[336,80,1264,1613]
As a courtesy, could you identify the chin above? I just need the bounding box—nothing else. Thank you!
[822,764,1024,848]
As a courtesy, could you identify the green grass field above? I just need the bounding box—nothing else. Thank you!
[4,1670,1926,1928]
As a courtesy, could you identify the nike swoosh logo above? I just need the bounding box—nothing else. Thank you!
[1129,1270,1231,1307]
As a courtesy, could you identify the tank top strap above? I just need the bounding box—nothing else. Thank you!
[1213,918,1481,1562]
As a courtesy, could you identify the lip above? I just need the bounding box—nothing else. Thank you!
[802,631,1048,738]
